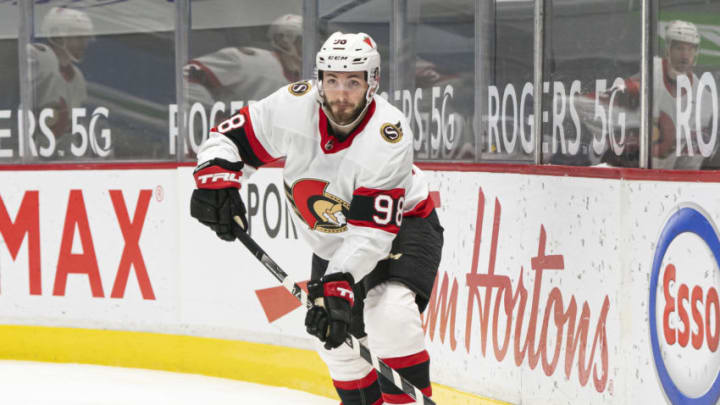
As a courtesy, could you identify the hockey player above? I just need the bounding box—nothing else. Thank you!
[29,6,96,158]
[573,20,714,169]
[183,14,303,126]
[190,32,442,404]
[649,20,714,169]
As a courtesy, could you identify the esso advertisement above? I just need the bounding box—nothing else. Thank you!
[650,206,720,404]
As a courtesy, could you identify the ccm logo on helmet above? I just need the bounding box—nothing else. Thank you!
[288,80,311,96]
[196,172,242,185]
[380,122,403,143]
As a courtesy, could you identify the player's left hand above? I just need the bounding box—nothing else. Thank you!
[305,272,355,350]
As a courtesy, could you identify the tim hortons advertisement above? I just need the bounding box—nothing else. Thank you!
[420,171,619,405]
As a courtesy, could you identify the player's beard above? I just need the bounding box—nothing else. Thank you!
[328,99,365,125]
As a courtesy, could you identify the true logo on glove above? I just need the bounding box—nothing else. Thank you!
[336,287,353,300]
[196,172,242,185]
[324,281,355,306]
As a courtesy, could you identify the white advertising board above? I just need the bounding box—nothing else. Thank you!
[1,165,720,405]
[423,171,619,404]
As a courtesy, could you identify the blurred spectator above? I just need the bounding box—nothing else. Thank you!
[573,20,715,169]
[649,20,715,169]
[412,57,475,160]
[29,6,105,159]
[184,14,303,126]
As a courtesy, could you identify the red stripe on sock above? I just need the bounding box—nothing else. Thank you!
[333,369,378,391]
[381,386,432,404]
[381,350,430,369]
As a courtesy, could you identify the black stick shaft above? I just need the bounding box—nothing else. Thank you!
[233,224,435,405]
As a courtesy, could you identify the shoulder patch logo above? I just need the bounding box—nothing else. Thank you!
[288,81,312,96]
[380,122,403,143]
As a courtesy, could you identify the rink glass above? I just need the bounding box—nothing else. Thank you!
[0,0,717,169]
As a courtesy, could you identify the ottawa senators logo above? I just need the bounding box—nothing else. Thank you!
[284,179,350,233]
[288,81,311,96]
[380,122,402,143]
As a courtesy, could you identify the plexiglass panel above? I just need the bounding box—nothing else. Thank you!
[543,0,642,167]
[183,0,303,161]
[652,1,720,170]
[0,3,19,163]
[28,2,175,162]
[481,0,535,163]
[396,0,475,161]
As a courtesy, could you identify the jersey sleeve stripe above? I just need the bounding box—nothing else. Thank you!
[404,195,435,218]
[348,187,405,234]
[242,107,277,165]
[214,107,277,168]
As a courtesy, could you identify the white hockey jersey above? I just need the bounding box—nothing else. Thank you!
[197,81,434,282]
[651,56,714,169]
[28,42,87,131]
[184,47,298,110]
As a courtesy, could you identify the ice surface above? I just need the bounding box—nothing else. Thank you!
[0,360,338,405]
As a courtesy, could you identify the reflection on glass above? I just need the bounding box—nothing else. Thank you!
[652,4,720,170]
[28,7,94,160]
[0,34,19,163]
[543,0,641,167]
[29,2,175,162]
[183,1,303,160]
[403,0,475,161]
[482,0,535,163]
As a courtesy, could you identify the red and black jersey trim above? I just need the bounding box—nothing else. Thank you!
[404,195,435,218]
[318,100,376,154]
[212,106,277,169]
[348,187,405,234]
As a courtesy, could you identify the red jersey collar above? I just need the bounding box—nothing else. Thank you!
[318,100,376,154]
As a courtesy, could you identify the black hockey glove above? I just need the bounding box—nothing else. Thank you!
[305,272,355,350]
[190,158,248,241]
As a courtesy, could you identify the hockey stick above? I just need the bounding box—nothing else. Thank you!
[233,217,435,405]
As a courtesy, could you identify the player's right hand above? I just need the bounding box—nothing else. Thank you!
[305,272,355,350]
[190,158,248,241]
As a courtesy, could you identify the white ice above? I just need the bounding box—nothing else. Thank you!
[0,360,338,405]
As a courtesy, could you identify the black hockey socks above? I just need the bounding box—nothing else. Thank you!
[332,369,382,405]
[378,350,432,404]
